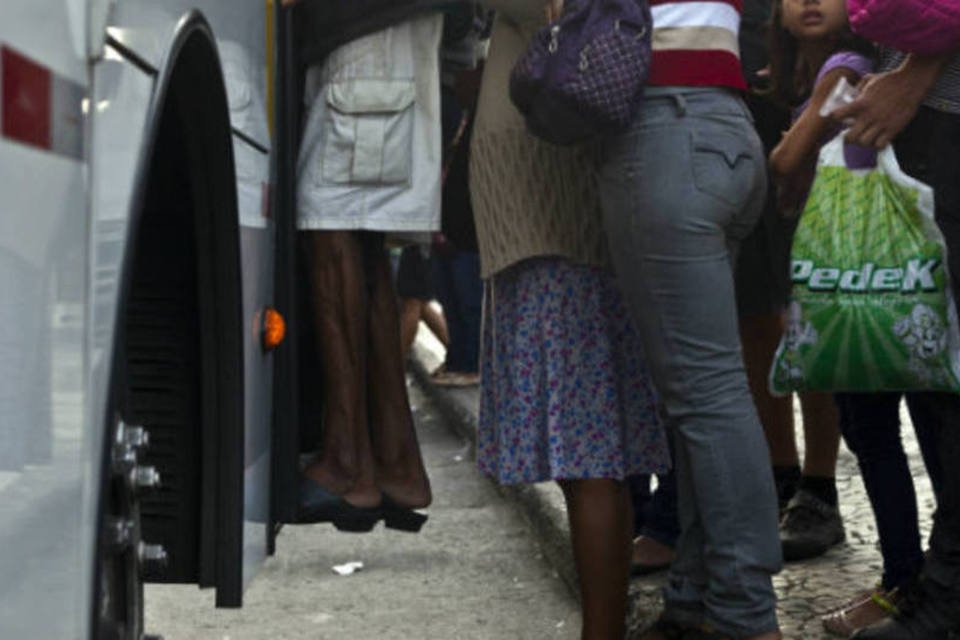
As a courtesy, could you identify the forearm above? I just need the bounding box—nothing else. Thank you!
[895,51,955,102]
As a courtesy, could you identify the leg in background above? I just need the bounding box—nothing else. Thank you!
[922,393,960,603]
[400,297,425,358]
[420,301,449,348]
[798,391,841,481]
[559,478,633,640]
[629,474,653,537]
[778,391,844,561]
[449,251,483,373]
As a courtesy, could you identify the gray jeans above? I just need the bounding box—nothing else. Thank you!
[599,88,782,636]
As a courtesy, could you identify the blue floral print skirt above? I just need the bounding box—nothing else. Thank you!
[477,257,669,484]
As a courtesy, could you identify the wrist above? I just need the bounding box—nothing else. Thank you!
[896,53,952,97]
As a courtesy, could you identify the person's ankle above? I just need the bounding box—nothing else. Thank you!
[798,474,838,507]
[772,465,801,509]
[632,536,676,564]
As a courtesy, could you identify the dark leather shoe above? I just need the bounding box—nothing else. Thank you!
[379,494,428,533]
[638,618,690,640]
[296,477,380,532]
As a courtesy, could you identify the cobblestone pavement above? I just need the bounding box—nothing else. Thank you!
[626,402,936,639]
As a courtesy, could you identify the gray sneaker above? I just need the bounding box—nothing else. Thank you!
[780,489,846,561]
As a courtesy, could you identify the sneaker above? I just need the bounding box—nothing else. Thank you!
[852,574,960,639]
[822,587,901,637]
[779,489,845,561]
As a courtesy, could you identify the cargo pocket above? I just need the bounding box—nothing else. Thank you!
[690,130,757,209]
[321,79,416,186]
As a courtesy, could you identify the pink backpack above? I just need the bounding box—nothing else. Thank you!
[848,0,960,55]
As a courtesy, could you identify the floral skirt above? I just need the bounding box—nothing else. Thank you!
[477,258,669,484]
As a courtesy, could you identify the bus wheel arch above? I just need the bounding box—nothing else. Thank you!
[93,14,246,639]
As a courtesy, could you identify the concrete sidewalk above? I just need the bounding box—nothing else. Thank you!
[146,381,581,639]
[410,330,936,639]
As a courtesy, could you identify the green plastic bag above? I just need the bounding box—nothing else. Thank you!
[770,135,960,394]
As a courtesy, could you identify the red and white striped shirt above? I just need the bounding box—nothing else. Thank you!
[648,0,746,90]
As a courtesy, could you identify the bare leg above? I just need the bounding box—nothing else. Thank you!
[740,313,799,468]
[560,479,632,640]
[367,247,432,509]
[399,298,423,359]
[798,392,841,478]
[301,231,380,508]
[420,301,449,347]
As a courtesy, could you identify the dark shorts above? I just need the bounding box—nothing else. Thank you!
[395,245,433,300]
[734,93,795,318]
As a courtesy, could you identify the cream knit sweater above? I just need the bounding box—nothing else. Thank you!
[470,1,609,279]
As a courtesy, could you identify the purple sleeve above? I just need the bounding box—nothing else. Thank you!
[815,51,875,86]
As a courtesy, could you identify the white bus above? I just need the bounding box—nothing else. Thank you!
[0,1,312,637]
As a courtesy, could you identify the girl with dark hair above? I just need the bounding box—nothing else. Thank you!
[767,0,876,203]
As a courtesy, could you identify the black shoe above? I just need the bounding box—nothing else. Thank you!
[638,617,689,640]
[380,494,428,533]
[853,574,960,639]
[296,477,381,532]
[779,489,845,561]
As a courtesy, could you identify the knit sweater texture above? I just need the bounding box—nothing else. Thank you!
[470,0,609,279]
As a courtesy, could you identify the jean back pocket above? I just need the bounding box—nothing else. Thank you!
[690,129,758,209]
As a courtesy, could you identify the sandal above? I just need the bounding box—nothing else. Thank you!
[821,586,900,637]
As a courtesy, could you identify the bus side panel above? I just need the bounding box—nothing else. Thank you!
[0,2,90,637]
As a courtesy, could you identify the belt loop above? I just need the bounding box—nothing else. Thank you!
[672,93,687,117]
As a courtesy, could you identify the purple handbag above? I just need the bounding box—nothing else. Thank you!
[509,0,652,146]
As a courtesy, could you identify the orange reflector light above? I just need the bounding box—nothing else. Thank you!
[262,307,286,351]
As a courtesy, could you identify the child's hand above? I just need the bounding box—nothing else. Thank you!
[545,0,564,22]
